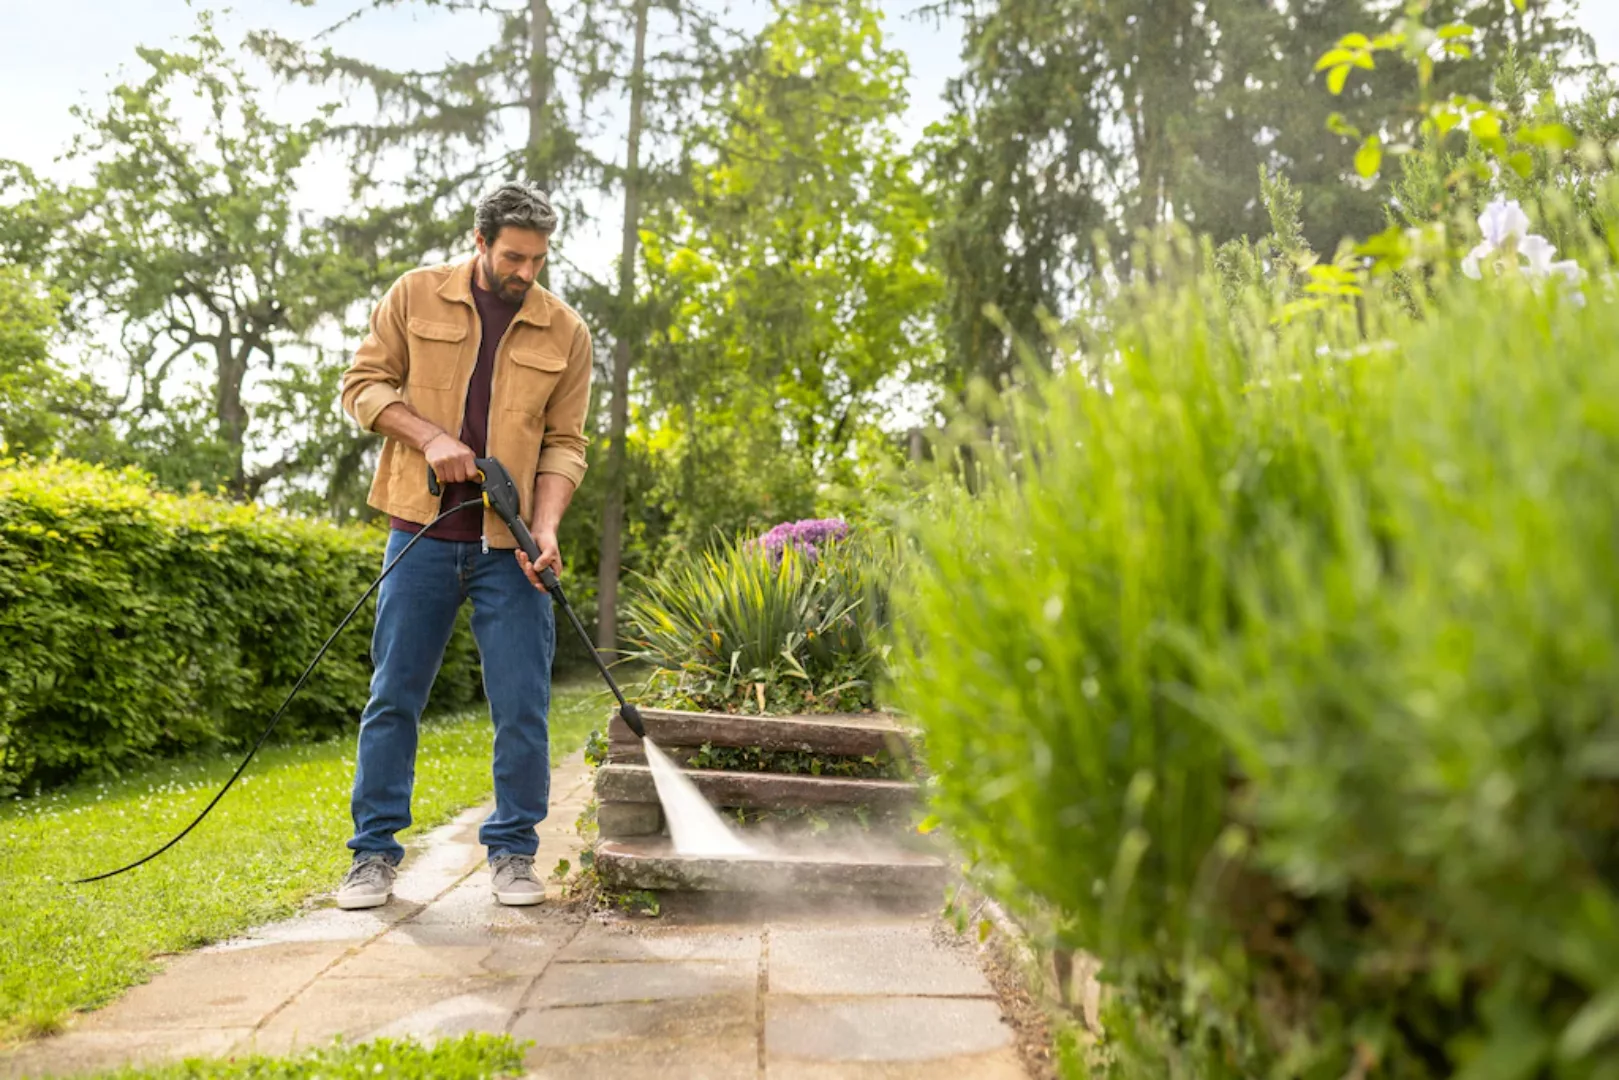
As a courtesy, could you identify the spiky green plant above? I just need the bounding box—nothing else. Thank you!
[624,531,895,714]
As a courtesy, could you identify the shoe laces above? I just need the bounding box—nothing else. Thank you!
[345,857,392,889]
[492,854,536,879]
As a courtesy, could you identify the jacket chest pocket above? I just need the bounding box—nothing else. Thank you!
[406,317,466,389]
[506,346,569,418]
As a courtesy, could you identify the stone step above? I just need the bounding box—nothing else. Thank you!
[594,763,920,812]
[606,708,912,762]
[595,799,925,842]
[594,837,950,898]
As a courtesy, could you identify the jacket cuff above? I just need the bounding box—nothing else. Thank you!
[353,383,407,432]
[536,447,588,487]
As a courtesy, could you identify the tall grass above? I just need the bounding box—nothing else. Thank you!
[891,226,1619,1076]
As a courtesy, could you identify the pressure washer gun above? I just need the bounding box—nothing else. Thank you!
[429,457,647,739]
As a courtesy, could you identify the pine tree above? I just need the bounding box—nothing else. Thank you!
[249,1,597,280]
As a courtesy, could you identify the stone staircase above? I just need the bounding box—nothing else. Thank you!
[591,707,950,900]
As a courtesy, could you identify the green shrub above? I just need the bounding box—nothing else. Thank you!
[892,236,1619,1076]
[624,526,897,714]
[0,459,482,793]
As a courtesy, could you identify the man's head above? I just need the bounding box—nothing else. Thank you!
[473,183,558,305]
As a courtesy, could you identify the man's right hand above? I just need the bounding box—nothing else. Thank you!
[423,431,479,485]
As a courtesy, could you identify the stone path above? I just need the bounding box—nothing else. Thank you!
[1,753,1025,1080]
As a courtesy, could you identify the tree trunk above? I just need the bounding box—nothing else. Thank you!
[528,0,554,290]
[214,320,250,498]
[596,0,651,657]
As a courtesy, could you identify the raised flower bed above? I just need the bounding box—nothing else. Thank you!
[592,520,946,898]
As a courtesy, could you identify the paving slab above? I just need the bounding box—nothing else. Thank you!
[520,1036,759,1080]
[526,959,757,1008]
[240,974,532,1056]
[0,1027,256,1080]
[765,996,1012,1063]
[69,941,351,1031]
[404,874,579,939]
[511,993,754,1048]
[324,939,562,980]
[765,1048,1029,1080]
[556,923,762,964]
[212,901,416,946]
[767,923,993,997]
[364,989,525,1042]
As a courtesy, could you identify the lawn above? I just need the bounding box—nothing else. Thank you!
[60,1034,527,1079]
[0,676,614,1045]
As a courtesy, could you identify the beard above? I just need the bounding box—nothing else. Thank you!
[482,255,532,304]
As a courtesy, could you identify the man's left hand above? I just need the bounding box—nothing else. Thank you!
[516,530,562,592]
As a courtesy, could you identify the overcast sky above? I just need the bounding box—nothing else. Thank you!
[1,0,1616,287]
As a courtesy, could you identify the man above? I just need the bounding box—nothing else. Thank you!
[333,183,592,909]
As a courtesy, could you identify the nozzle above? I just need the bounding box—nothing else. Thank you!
[620,703,647,740]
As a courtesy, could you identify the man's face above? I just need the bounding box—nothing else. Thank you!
[476,227,549,304]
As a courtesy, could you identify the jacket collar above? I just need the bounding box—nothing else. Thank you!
[438,255,554,327]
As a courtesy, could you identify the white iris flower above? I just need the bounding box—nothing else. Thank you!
[1462,197,1584,304]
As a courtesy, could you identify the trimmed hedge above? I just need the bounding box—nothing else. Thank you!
[0,460,482,794]
[893,246,1619,1076]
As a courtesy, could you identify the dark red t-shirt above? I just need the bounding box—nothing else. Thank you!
[392,280,521,543]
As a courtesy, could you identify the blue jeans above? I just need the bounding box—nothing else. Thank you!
[348,529,555,865]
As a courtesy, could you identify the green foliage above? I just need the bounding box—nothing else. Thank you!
[636,0,940,551]
[612,888,662,918]
[624,530,896,715]
[893,221,1619,1075]
[0,459,483,794]
[0,11,388,501]
[927,0,1594,390]
[67,1034,526,1079]
[1316,6,1612,236]
[583,725,612,768]
[685,741,904,780]
[0,268,117,460]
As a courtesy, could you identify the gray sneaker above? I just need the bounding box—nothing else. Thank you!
[490,854,544,906]
[336,855,396,910]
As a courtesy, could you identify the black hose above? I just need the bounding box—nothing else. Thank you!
[70,500,485,886]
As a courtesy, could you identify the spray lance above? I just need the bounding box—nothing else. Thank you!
[72,456,643,886]
[429,456,645,740]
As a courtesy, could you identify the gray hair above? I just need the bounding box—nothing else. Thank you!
[474,183,558,243]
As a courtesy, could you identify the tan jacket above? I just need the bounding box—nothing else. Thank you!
[340,256,593,549]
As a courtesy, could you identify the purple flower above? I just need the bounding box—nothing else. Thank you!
[753,518,850,560]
